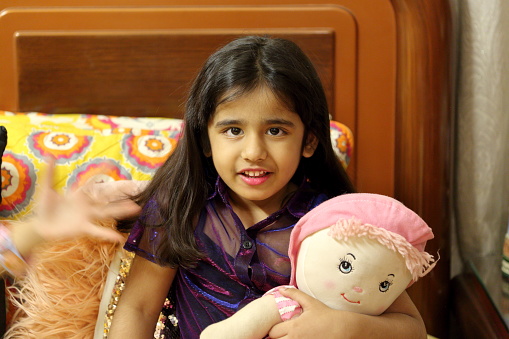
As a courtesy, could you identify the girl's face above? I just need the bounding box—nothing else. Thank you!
[207,86,316,212]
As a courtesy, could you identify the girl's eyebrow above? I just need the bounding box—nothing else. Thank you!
[346,253,356,260]
[265,118,296,127]
[213,119,243,127]
[213,118,296,128]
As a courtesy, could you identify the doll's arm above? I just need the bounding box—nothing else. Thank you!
[200,294,281,339]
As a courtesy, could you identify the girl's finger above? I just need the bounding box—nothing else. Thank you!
[278,287,317,310]
[41,157,56,190]
[83,223,125,243]
[267,321,290,339]
[102,200,142,220]
[82,199,141,222]
[36,158,58,213]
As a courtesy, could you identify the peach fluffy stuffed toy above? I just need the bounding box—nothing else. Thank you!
[201,193,436,339]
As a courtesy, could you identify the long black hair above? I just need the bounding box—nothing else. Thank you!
[134,36,355,269]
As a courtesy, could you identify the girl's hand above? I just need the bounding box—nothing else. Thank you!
[268,287,344,339]
[74,177,145,221]
[268,288,427,339]
[30,160,142,243]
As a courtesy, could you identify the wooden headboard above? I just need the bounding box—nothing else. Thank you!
[0,1,454,337]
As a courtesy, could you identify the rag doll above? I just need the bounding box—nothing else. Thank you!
[200,193,437,339]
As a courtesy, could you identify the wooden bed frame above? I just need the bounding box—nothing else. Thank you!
[0,1,455,337]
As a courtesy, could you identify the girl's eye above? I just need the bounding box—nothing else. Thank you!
[267,127,285,136]
[379,280,392,293]
[338,260,353,274]
[225,127,242,136]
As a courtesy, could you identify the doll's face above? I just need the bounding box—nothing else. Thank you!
[295,228,412,315]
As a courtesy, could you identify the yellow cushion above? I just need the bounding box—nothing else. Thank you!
[0,111,181,219]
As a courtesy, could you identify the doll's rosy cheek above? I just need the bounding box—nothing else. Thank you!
[323,280,336,290]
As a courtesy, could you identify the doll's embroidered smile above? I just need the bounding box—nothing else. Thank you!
[341,293,360,304]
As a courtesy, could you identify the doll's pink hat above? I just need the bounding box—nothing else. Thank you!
[289,193,435,285]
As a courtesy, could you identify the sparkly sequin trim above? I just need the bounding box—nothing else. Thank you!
[103,251,134,338]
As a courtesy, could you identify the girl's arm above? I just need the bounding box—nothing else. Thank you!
[269,288,427,339]
[108,255,177,338]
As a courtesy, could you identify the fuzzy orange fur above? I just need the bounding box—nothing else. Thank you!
[4,220,123,339]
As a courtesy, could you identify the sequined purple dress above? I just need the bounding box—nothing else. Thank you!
[125,178,326,338]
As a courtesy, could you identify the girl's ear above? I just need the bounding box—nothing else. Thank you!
[202,134,212,157]
[302,133,318,158]
[203,143,212,157]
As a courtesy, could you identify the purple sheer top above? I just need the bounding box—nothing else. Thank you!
[124,178,327,338]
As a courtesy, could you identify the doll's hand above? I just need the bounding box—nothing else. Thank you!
[268,287,344,339]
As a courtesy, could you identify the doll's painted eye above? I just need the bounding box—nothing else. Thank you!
[379,280,392,292]
[338,260,353,274]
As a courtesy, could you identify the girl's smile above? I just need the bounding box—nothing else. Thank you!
[207,86,316,216]
[239,168,271,185]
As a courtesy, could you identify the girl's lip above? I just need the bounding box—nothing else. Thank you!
[341,293,360,304]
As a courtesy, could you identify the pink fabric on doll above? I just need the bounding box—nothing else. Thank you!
[264,286,302,321]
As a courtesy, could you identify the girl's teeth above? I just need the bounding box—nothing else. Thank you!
[245,171,266,177]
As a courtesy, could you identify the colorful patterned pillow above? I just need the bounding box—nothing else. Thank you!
[0,111,182,219]
[0,111,353,220]
[330,119,353,169]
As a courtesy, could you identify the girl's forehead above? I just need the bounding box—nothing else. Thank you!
[211,87,299,122]
[216,86,294,113]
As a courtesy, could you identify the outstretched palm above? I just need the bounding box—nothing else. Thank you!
[32,160,142,243]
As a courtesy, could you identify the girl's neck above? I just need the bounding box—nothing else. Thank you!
[228,182,298,229]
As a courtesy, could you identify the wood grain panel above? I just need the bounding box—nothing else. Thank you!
[391,0,455,337]
[0,6,358,126]
[16,32,334,118]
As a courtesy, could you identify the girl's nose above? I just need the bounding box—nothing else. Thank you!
[241,136,267,162]
[353,286,363,293]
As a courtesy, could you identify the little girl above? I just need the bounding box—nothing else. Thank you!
[109,36,427,338]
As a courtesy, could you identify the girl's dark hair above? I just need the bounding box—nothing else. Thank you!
[134,35,355,269]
